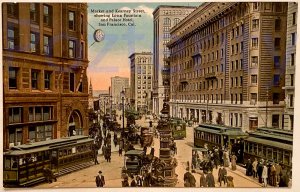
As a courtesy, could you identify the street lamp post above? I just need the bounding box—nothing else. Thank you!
[120,90,125,138]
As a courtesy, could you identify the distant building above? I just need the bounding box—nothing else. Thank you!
[284,2,297,130]
[88,79,94,109]
[2,3,89,150]
[98,90,110,114]
[129,52,153,113]
[152,6,197,116]
[168,2,288,131]
[111,76,129,105]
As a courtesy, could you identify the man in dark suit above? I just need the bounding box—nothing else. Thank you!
[200,172,208,187]
[96,171,105,187]
[206,170,215,187]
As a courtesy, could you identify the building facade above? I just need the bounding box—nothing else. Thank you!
[111,76,129,105]
[168,2,288,131]
[88,78,94,109]
[98,90,110,115]
[152,6,196,116]
[129,52,153,113]
[284,2,297,130]
[2,3,89,150]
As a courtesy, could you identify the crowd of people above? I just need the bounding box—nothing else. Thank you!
[121,171,154,187]
[245,158,291,187]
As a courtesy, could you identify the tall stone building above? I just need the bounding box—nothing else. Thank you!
[2,3,89,150]
[152,6,196,116]
[88,78,94,109]
[284,2,297,130]
[111,76,129,105]
[168,2,288,131]
[129,52,153,113]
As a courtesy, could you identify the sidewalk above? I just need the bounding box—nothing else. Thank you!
[227,165,263,187]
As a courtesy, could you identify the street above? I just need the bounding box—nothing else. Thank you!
[35,111,262,188]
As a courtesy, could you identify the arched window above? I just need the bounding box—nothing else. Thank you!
[164,17,171,26]
[174,18,180,25]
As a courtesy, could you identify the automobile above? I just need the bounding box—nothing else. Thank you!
[121,150,146,177]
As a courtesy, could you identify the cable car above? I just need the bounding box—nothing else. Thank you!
[3,135,94,187]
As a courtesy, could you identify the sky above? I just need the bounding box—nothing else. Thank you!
[87,2,201,90]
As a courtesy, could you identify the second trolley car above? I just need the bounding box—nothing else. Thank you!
[243,127,293,169]
[170,118,186,140]
[3,135,94,187]
[194,123,248,150]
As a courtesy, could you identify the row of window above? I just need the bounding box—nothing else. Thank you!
[163,17,181,26]
[8,123,53,146]
[173,92,282,106]
[8,27,85,58]
[9,106,53,124]
[9,67,82,92]
[7,3,84,33]
[244,141,291,165]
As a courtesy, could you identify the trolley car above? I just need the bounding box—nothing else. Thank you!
[194,124,248,150]
[170,118,186,140]
[243,127,293,169]
[3,135,94,187]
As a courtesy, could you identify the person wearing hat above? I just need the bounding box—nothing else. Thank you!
[96,171,105,187]
[184,167,196,187]
[206,170,215,187]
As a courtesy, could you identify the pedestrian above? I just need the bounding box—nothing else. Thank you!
[199,172,207,187]
[257,160,264,183]
[226,176,234,187]
[94,145,99,165]
[183,167,196,187]
[174,142,177,155]
[275,162,282,185]
[150,147,155,156]
[206,170,215,187]
[223,150,229,167]
[136,174,143,186]
[143,146,147,155]
[231,153,237,171]
[279,165,290,187]
[119,146,123,156]
[252,158,258,178]
[130,175,137,187]
[43,167,57,183]
[270,162,276,186]
[246,159,252,176]
[218,165,227,187]
[262,163,268,187]
[122,177,129,187]
[95,171,105,187]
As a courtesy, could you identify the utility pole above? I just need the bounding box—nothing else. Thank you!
[206,95,209,123]
[265,89,269,127]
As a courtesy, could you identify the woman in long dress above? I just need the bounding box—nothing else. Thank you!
[231,154,237,171]
[223,150,229,167]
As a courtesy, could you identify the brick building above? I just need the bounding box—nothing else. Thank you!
[2,3,89,150]
[168,2,288,131]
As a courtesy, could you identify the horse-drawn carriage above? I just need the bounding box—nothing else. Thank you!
[191,147,212,173]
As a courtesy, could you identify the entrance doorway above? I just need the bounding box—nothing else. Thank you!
[68,110,83,136]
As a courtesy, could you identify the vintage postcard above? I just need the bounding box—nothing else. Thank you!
[1,1,299,191]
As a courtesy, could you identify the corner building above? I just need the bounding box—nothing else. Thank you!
[152,6,196,116]
[2,3,89,150]
[283,2,297,130]
[129,52,153,113]
[168,2,288,131]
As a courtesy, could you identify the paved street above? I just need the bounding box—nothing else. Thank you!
[35,112,262,188]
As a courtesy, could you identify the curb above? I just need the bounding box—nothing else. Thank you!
[227,167,262,186]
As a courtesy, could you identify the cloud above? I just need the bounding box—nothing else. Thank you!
[136,5,154,18]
